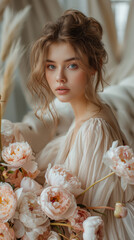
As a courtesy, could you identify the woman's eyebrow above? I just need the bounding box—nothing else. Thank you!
[46,57,80,63]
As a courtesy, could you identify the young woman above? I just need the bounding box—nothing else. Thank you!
[29,9,134,239]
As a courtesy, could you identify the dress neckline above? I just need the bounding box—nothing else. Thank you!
[66,117,120,160]
[66,118,105,159]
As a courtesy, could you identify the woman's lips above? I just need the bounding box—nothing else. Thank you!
[56,87,70,95]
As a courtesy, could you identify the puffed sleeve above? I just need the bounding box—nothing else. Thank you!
[74,118,134,240]
[74,118,123,207]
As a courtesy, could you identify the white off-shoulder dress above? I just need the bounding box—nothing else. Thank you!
[36,110,134,240]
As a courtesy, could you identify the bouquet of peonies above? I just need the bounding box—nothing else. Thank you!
[0,126,134,240]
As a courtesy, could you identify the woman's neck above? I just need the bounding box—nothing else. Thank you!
[70,98,100,126]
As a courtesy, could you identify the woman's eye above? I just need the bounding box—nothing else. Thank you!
[68,63,78,69]
[47,65,56,70]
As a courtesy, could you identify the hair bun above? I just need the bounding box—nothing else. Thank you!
[88,18,103,40]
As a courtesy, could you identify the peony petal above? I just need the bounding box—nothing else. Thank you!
[103,142,134,190]
[13,219,25,238]
[83,216,104,240]
[20,177,43,195]
[21,222,50,240]
[0,182,17,222]
[45,164,83,196]
[19,192,49,229]
[23,160,38,173]
[111,140,118,148]
[0,222,15,240]
[48,231,61,240]
[40,186,77,220]
[15,187,23,202]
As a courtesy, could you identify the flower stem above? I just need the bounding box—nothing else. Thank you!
[50,222,72,228]
[58,233,70,240]
[87,206,114,211]
[77,171,115,198]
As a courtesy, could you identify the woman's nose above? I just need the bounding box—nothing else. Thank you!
[56,68,66,83]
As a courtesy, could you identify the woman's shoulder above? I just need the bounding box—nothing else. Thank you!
[81,104,117,131]
[80,105,125,144]
[81,117,114,137]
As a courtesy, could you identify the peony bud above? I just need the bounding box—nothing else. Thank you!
[114,203,128,218]
[2,170,9,179]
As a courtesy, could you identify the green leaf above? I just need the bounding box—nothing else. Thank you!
[7,170,14,174]
[11,184,15,190]
[77,203,87,209]
[0,166,5,171]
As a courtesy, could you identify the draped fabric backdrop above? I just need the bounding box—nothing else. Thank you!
[2,0,134,122]
[109,0,134,84]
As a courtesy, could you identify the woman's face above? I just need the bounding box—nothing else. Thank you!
[45,41,89,105]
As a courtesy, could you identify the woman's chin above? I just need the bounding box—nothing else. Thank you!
[56,96,70,103]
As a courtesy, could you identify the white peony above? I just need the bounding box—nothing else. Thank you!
[83,216,104,240]
[20,177,43,195]
[19,192,49,229]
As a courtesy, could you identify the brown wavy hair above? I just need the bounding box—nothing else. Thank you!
[28,9,108,123]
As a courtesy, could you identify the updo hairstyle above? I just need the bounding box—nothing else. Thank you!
[29,9,108,122]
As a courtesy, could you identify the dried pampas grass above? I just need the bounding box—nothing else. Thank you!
[0,0,10,19]
[0,5,31,61]
[1,40,24,116]
[0,4,31,116]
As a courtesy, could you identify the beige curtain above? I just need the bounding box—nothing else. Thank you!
[109,0,134,84]
[8,0,63,107]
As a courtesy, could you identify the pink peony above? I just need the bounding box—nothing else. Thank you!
[45,164,83,196]
[114,202,128,218]
[3,169,23,188]
[103,141,134,190]
[0,182,17,222]
[3,168,40,189]
[68,207,91,232]
[0,222,15,240]
[39,186,77,220]
[2,142,33,168]
[83,216,104,240]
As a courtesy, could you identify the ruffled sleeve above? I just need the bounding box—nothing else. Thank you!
[69,118,134,240]
[72,118,123,207]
